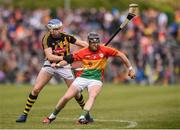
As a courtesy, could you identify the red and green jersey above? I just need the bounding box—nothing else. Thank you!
[73,45,119,81]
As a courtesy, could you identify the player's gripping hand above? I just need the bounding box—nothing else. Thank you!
[128,68,136,79]
[51,61,68,68]
[51,62,57,68]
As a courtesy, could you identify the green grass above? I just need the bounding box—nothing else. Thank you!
[0,83,180,129]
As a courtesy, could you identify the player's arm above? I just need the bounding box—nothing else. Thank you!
[105,46,135,79]
[44,48,63,62]
[115,51,136,79]
[74,39,89,48]
[115,51,132,69]
[42,33,63,62]
[50,54,75,68]
[51,49,84,67]
[67,34,88,48]
[51,60,68,68]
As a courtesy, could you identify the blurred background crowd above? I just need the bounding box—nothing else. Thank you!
[0,5,180,85]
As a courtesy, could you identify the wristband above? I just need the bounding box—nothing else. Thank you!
[128,66,133,71]
[56,63,61,67]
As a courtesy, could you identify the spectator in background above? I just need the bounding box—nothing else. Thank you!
[0,7,179,85]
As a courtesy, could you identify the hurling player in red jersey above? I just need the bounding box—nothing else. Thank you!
[43,32,136,124]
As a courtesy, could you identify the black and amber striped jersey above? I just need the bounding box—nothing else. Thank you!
[42,32,77,57]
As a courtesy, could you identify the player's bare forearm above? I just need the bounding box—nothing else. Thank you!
[75,39,89,48]
[51,60,68,68]
[116,51,136,79]
[44,48,63,62]
[47,54,63,62]
[117,51,132,68]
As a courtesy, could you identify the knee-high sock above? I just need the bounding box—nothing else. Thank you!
[23,93,38,115]
[75,94,85,109]
[49,108,62,119]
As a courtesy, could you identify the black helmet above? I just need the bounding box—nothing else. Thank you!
[87,32,100,43]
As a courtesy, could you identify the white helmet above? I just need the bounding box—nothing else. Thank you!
[46,19,63,30]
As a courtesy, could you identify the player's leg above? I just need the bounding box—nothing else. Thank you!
[56,67,86,109]
[78,81,102,124]
[16,68,53,123]
[43,83,79,124]
[84,85,102,110]
[63,72,94,122]
[64,78,85,109]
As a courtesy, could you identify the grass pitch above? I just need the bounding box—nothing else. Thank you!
[0,83,180,129]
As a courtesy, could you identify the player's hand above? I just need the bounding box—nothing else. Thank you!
[51,62,57,68]
[128,69,136,79]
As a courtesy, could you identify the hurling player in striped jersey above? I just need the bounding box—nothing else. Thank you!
[43,32,136,124]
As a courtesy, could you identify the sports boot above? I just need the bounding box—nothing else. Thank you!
[42,117,56,124]
[16,114,27,123]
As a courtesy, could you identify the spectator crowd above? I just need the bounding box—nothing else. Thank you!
[0,6,180,85]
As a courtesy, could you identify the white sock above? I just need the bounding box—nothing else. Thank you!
[79,115,85,119]
[49,113,56,119]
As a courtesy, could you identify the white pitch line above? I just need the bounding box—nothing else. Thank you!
[61,117,138,128]
[94,119,137,128]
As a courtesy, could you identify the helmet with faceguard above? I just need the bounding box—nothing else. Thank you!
[46,19,63,30]
[87,32,100,43]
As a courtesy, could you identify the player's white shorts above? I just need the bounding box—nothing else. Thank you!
[72,77,103,91]
[41,60,74,80]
